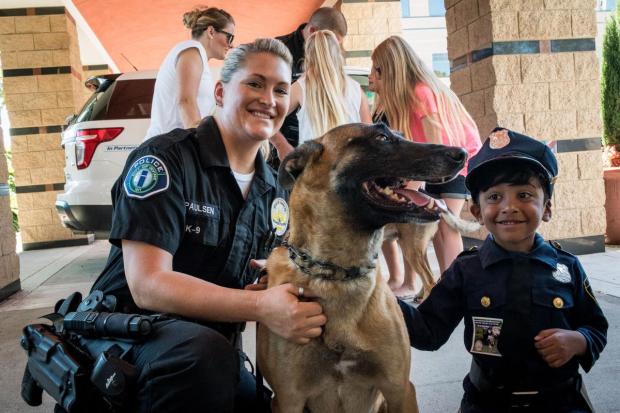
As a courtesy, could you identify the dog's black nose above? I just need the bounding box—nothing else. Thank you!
[447,148,467,163]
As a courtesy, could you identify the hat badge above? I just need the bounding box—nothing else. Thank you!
[488,129,510,149]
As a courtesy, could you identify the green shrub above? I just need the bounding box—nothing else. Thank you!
[601,4,620,150]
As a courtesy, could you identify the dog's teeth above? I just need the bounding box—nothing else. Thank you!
[427,198,434,209]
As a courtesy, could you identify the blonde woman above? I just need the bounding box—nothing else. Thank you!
[270,30,371,159]
[145,6,235,140]
[370,36,481,300]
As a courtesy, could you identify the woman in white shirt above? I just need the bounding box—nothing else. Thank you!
[270,30,372,159]
[145,7,235,140]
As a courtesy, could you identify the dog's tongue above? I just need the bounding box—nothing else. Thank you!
[393,188,449,213]
[393,188,432,207]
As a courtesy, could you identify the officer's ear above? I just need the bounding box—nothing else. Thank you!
[542,199,552,222]
[278,140,324,190]
[470,203,483,225]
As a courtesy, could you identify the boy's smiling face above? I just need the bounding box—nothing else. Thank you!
[471,177,551,253]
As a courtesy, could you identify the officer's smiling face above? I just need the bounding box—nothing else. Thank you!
[216,52,291,143]
[470,178,551,253]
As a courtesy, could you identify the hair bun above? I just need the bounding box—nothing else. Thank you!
[182,7,206,29]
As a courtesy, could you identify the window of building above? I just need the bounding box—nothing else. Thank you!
[401,0,411,18]
[432,53,450,78]
[428,0,446,17]
[597,0,617,10]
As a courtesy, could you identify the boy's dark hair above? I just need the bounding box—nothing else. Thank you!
[309,7,348,38]
[469,159,552,204]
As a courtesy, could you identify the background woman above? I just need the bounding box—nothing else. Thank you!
[270,29,371,159]
[370,36,481,300]
[145,6,235,139]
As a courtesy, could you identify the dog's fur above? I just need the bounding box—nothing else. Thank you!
[257,123,467,413]
[384,210,480,302]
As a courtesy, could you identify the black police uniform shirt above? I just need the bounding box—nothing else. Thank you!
[91,117,288,318]
[399,233,608,390]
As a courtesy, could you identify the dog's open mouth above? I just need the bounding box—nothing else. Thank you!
[362,178,447,214]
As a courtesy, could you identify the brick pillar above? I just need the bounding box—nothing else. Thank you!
[0,127,20,300]
[341,0,403,67]
[0,7,93,251]
[447,0,605,254]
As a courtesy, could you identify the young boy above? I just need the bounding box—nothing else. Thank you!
[399,128,608,412]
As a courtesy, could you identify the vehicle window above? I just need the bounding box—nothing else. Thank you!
[73,78,155,122]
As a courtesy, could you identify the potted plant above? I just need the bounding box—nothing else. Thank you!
[601,3,620,243]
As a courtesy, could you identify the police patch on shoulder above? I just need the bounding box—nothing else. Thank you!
[552,263,571,283]
[123,155,170,199]
[271,198,289,236]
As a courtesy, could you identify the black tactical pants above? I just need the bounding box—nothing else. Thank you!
[125,319,264,412]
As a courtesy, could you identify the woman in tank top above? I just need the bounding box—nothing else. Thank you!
[269,30,372,160]
[145,6,235,140]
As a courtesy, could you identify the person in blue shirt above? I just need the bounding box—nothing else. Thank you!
[399,128,608,412]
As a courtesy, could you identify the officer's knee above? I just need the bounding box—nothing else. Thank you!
[175,323,238,379]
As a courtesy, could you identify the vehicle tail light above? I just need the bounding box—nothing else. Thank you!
[75,128,123,169]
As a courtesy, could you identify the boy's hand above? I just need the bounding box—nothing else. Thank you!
[534,329,587,368]
[245,259,269,291]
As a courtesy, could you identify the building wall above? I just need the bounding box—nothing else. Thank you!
[0,7,92,251]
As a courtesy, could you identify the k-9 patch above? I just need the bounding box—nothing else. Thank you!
[123,155,169,199]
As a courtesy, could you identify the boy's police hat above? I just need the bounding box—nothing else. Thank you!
[465,127,558,192]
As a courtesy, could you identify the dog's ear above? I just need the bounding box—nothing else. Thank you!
[278,141,324,190]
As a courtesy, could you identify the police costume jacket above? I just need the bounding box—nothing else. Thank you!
[91,117,288,336]
[399,233,608,392]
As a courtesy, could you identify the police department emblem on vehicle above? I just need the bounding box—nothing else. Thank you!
[123,155,169,199]
[552,263,571,283]
[271,198,289,236]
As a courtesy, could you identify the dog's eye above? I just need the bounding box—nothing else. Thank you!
[375,134,389,142]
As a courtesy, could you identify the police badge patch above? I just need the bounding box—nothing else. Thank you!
[271,198,289,236]
[552,263,571,283]
[123,155,170,199]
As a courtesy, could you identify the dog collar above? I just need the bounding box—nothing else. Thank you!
[282,241,377,281]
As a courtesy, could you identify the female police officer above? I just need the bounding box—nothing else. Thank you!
[88,38,326,412]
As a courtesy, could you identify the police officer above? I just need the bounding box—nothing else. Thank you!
[398,128,608,412]
[270,7,348,167]
[87,38,326,412]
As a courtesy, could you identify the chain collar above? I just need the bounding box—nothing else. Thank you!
[282,240,377,281]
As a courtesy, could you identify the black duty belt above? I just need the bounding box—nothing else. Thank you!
[468,359,581,408]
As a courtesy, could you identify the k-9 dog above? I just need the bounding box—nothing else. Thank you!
[258,123,467,413]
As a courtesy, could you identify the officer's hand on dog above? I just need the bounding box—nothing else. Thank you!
[534,328,587,368]
[256,283,326,344]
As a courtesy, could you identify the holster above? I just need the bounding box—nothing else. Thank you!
[21,324,94,412]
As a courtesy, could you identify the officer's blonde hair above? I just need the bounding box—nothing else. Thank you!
[371,36,478,146]
[303,30,349,139]
[220,38,293,84]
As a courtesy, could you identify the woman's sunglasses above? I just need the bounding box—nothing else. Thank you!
[215,28,234,46]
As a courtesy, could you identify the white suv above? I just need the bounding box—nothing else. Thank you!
[56,70,156,233]
[56,68,372,234]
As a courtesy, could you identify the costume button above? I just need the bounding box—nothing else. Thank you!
[480,296,491,307]
[553,297,564,308]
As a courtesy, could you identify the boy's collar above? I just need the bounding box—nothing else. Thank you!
[479,233,557,269]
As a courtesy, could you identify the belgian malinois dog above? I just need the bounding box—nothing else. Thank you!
[258,123,467,412]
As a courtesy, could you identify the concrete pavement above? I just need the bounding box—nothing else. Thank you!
[1,239,619,412]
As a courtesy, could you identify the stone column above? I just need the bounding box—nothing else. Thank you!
[0,6,93,251]
[0,127,20,301]
[341,0,403,68]
[447,0,605,253]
